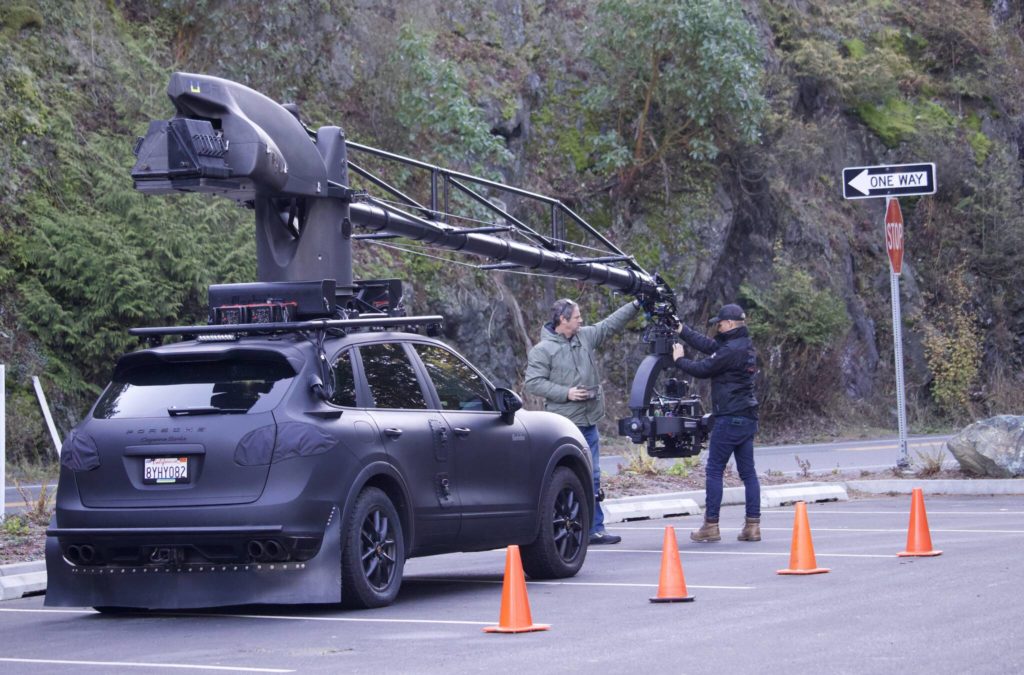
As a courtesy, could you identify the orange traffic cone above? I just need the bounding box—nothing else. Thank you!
[898,487,942,557]
[777,501,830,575]
[650,526,695,603]
[483,545,550,633]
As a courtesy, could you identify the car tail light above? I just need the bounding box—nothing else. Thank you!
[60,430,100,471]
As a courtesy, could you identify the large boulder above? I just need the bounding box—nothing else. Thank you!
[947,416,1024,478]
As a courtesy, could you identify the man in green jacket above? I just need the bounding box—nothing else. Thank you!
[525,297,641,545]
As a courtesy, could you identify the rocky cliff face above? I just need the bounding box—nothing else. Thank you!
[416,0,1024,436]
[2,0,1023,460]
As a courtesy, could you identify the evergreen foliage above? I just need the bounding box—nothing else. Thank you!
[582,0,767,189]
[741,264,848,350]
[0,0,254,461]
[390,25,513,171]
[0,0,1022,464]
[923,268,981,420]
[740,263,849,424]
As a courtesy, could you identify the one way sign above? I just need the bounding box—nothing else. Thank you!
[842,162,936,200]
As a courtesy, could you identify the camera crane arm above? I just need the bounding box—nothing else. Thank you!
[129,72,705,457]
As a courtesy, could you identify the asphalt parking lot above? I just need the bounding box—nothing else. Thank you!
[1,494,1022,674]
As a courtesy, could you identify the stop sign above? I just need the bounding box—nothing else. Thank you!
[885,198,904,275]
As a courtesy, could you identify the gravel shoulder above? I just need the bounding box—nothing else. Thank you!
[1,521,48,566]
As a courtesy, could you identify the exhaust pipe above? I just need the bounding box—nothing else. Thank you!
[247,540,266,561]
[78,545,96,564]
[263,539,287,561]
[66,545,82,564]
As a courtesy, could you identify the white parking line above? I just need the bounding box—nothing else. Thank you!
[0,607,490,626]
[410,577,754,590]
[766,510,1024,515]
[0,608,94,615]
[536,581,753,590]
[0,657,293,672]
[206,613,492,626]
[765,527,1024,534]
[617,525,1024,534]
[589,548,893,559]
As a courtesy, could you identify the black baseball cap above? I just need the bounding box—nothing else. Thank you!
[708,303,746,325]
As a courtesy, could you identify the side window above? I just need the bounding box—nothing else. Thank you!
[414,344,495,412]
[330,349,358,407]
[360,343,428,410]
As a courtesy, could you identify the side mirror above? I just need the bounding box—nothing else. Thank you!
[494,387,523,424]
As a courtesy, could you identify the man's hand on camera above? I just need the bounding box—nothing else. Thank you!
[567,386,590,401]
[675,322,685,335]
[672,343,685,361]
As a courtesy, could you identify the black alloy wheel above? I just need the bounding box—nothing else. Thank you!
[521,467,588,579]
[361,509,397,591]
[341,487,405,609]
[552,483,585,561]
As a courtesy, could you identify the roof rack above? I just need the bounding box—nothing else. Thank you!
[129,315,444,338]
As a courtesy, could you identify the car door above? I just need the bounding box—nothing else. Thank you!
[359,341,461,554]
[410,343,535,548]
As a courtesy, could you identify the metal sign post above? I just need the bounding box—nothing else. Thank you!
[1,364,6,524]
[843,162,935,472]
[885,198,910,470]
[32,376,62,456]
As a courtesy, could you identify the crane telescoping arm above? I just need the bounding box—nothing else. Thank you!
[347,199,656,296]
[128,71,708,457]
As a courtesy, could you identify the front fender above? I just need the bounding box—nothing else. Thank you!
[530,439,594,540]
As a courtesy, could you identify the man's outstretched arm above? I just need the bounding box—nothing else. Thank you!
[677,323,717,354]
[584,300,641,348]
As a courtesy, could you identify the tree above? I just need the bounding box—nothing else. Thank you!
[584,0,767,191]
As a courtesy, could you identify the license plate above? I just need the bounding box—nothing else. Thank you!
[143,457,189,484]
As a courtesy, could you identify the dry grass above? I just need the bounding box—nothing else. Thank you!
[619,446,662,476]
[14,479,55,526]
[913,443,948,477]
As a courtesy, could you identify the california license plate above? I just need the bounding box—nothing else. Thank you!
[143,457,189,484]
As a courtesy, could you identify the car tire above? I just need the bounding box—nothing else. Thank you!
[340,487,405,609]
[521,467,588,579]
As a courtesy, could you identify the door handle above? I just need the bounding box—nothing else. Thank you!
[383,428,403,438]
[453,427,471,437]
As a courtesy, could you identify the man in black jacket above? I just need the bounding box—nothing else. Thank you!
[672,303,761,543]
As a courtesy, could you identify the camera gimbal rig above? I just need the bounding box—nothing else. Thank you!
[130,72,708,457]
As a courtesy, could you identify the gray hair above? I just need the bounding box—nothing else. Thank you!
[550,298,578,328]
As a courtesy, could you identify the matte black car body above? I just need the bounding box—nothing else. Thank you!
[45,330,593,610]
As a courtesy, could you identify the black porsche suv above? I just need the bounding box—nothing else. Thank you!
[46,321,593,611]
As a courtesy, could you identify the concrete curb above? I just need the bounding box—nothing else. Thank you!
[0,560,46,601]
[3,478,1020,600]
[760,482,848,508]
[603,481,848,522]
[603,495,701,521]
[845,479,1024,495]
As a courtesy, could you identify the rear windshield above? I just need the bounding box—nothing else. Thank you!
[93,359,295,419]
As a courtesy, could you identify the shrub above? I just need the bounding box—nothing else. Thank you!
[740,263,849,425]
[922,268,981,419]
[3,514,30,536]
[583,0,767,190]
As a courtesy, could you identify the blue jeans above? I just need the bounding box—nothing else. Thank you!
[704,416,759,520]
[578,425,604,534]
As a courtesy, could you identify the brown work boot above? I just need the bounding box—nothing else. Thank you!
[690,519,721,543]
[737,517,761,542]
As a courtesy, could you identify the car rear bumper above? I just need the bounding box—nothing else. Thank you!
[43,507,342,609]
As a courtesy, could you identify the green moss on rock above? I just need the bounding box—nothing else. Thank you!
[0,5,44,37]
